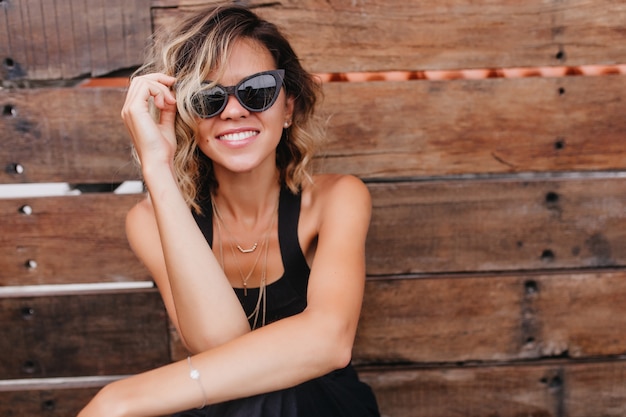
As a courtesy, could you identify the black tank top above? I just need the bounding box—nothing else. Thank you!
[192,187,311,327]
[185,187,381,417]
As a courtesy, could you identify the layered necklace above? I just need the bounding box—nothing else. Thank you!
[211,193,279,329]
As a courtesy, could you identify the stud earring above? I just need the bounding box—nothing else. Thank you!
[284,121,290,128]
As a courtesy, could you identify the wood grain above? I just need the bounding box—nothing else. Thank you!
[153,0,626,73]
[0,193,147,285]
[1,1,625,415]
[354,270,626,364]
[0,388,100,417]
[366,176,626,275]
[2,75,624,184]
[359,360,626,417]
[0,290,170,379]
[4,359,626,416]
[319,75,626,179]
[0,87,136,184]
[2,175,625,285]
[0,0,152,81]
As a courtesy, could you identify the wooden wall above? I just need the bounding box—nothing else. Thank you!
[1,0,626,415]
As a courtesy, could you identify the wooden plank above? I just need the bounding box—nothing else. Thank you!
[2,75,625,184]
[318,74,626,179]
[22,0,55,80]
[0,1,28,80]
[360,364,561,417]
[55,0,82,79]
[0,375,120,416]
[2,175,625,284]
[102,0,127,76]
[566,362,626,417]
[354,270,626,365]
[0,290,169,379]
[0,387,99,417]
[0,0,151,81]
[366,176,626,275]
[2,360,625,417]
[533,271,626,359]
[169,269,626,364]
[359,360,626,417]
[0,193,147,286]
[0,87,137,184]
[124,0,155,65]
[153,0,626,73]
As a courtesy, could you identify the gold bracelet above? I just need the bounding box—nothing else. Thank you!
[187,356,208,408]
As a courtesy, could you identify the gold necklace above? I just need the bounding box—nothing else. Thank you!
[216,219,263,296]
[212,202,259,253]
[251,229,270,329]
[214,209,274,328]
[211,193,279,328]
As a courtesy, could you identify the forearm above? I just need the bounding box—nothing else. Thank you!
[204,311,353,402]
[97,310,353,417]
[142,164,250,350]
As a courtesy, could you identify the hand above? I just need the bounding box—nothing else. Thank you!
[121,73,178,169]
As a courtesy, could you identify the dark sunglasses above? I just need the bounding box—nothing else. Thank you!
[190,69,285,118]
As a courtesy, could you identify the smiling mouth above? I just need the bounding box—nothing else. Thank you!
[218,131,258,142]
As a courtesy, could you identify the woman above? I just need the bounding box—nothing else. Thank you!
[78,4,379,417]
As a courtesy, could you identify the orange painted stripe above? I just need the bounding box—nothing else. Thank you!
[78,64,626,88]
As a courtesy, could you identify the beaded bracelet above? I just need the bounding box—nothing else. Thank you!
[187,356,209,408]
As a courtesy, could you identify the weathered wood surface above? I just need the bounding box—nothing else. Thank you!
[0,193,147,285]
[2,175,624,285]
[3,359,626,416]
[0,0,152,81]
[3,74,625,184]
[153,0,626,73]
[359,360,626,417]
[1,269,623,415]
[5,0,623,82]
[0,290,169,379]
[165,268,626,364]
[0,387,100,417]
[0,87,136,184]
[1,1,625,415]
[367,176,626,275]
[319,74,626,179]
[354,270,626,365]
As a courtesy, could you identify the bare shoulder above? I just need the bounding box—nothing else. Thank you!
[311,173,369,200]
[125,195,158,244]
[126,195,154,225]
[302,174,371,226]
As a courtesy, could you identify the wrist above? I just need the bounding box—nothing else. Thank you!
[141,161,178,191]
[86,381,132,417]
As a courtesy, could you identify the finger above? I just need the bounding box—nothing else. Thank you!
[149,76,178,106]
[159,104,178,128]
[141,72,177,87]
[129,74,177,104]
[150,87,175,109]
[124,79,176,115]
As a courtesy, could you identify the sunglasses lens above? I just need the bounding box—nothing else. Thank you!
[192,86,227,118]
[190,71,283,118]
[237,73,279,111]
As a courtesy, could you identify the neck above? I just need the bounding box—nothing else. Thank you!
[211,169,281,229]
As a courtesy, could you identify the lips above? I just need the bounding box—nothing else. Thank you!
[217,130,259,142]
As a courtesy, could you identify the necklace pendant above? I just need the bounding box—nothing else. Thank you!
[237,242,258,253]
[243,283,248,297]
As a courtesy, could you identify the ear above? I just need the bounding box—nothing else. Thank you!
[284,95,295,126]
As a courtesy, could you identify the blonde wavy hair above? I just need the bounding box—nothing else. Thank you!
[132,4,324,213]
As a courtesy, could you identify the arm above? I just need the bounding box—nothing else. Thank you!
[122,74,250,352]
[78,175,372,417]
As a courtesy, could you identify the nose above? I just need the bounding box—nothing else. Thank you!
[220,94,249,120]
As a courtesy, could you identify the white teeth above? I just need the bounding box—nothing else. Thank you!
[218,131,257,141]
